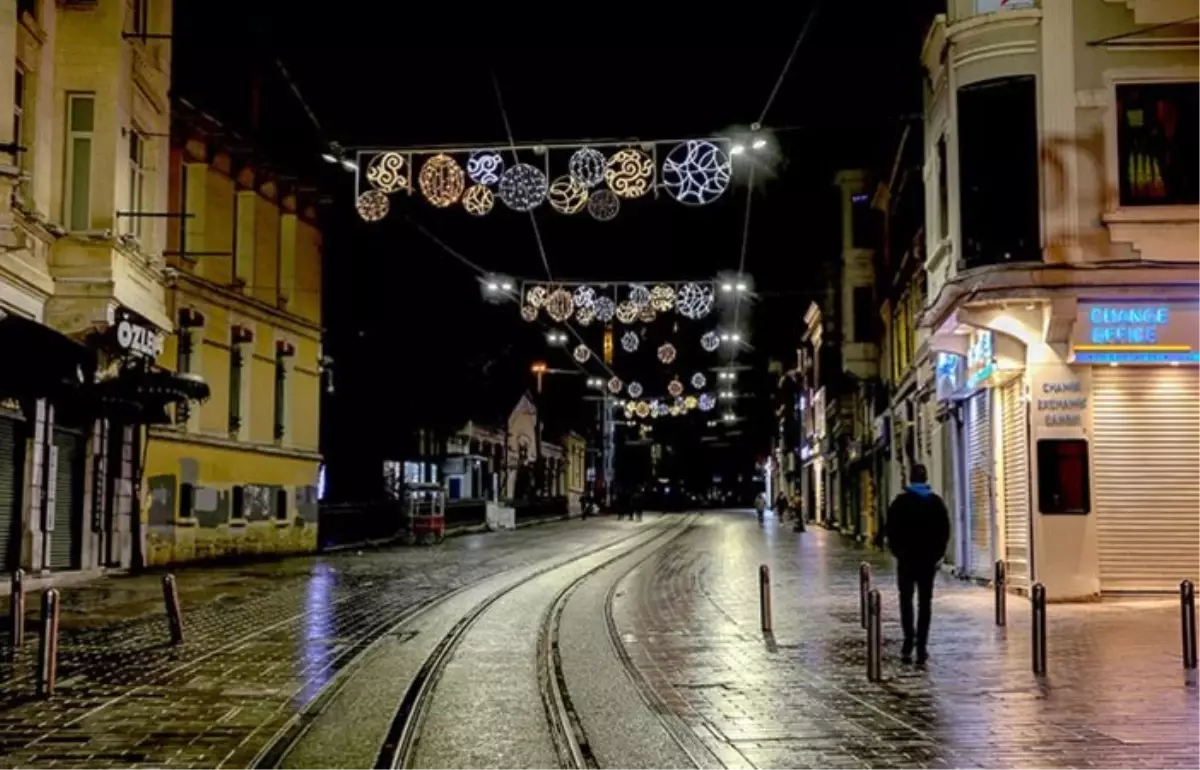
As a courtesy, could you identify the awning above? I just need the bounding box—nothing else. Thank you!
[87,367,210,425]
[0,309,95,401]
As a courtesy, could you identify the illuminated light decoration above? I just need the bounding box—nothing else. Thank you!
[602,328,613,363]
[667,379,684,397]
[520,304,539,322]
[621,331,639,352]
[624,401,637,418]
[587,189,620,221]
[608,376,624,394]
[575,306,595,327]
[661,140,732,205]
[627,381,644,398]
[569,147,607,188]
[355,190,389,222]
[658,342,677,364]
[544,288,575,323]
[462,184,495,216]
[684,395,699,410]
[593,296,616,322]
[498,163,549,211]
[573,344,591,363]
[418,153,466,208]
[698,393,716,411]
[573,285,596,309]
[467,150,504,185]
[366,152,409,193]
[616,301,638,324]
[635,401,652,419]
[650,284,675,312]
[677,283,715,320]
[652,401,669,418]
[605,148,655,199]
[691,372,707,389]
[669,404,682,417]
[638,306,657,324]
[700,331,720,352]
[628,284,651,309]
[548,175,590,215]
[526,285,548,307]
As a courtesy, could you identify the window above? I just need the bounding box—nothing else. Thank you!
[128,129,146,238]
[1037,439,1091,514]
[228,344,243,434]
[176,330,192,424]
[1116,82,1199,207]
[852,286,874,343]
[936,136,949,240]
[65,93,95,231]
[273,351,286,441]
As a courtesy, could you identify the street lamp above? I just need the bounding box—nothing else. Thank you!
[721,283,734,293]
[730,144,746,156]
[751,138,768,151]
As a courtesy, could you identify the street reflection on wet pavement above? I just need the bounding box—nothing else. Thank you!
[612,511,1200,769]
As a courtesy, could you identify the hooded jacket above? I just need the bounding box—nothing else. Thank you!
[884,483,951,565]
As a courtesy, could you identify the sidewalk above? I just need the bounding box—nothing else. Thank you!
[612,512,1200,769]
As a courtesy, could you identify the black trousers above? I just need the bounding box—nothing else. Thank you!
[896,560,938,652]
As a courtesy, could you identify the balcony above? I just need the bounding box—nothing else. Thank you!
[947,0,1039,23]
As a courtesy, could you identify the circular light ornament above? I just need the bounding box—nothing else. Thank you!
[520,305,539,322]
[419,153,466,208]
[366,152,408,193]
[587,189,620,221]
[650,285,676,312]
[593,297,616,322]
[467,150,504,185]
[573,344,591,363]
[575,307,595,327]
[667,379,684,397]
[608,377,624,394]
[669,404,682,417]
[661,140,732,205]
[628,381,644,398]
[684,395,699,410]
[544,288,575,323]
[624,401,637,418]
[638,306,657,324]
[628,284,651,309]
[692,372,707,389]
[621,331,639,352]
[605,148,654,199]
[573,286,596,309]
[652,401,669,418]
[635,401,652,419]
[526,286,548,307]
[548,175,589,214]
[677,283,715,320]
[498,163,549,211]
[569,147,607,188]
[658,343,677,364]
[700,331,720,352]
[355,191,389,222]
[699,393,716,412]
[615,301,638,324]
[462,185,495,216]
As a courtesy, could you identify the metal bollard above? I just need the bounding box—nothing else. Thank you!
[994,560,1007,627]
[1180,580,1197,670]
[162,574,184,646]
[759,565,772,633]
[859,563,871,629]
[36,589,60,697]
[10,569,24,650]
[866,588,882,682]
[1031,582,1047,677]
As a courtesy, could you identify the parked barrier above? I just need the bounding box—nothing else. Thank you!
[36,589,60,697]
[1031,582,1047,677]
[866,588,882,682]
[759,565,772,633]
[859,563,871,629]
[163,574,184,645]
[9,570,23,650]
[994,560,1007,627]
[1181,580,1197,671]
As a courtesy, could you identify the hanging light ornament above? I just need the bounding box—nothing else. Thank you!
[699,393,716,412]
[573,286,596,310]
[608,376,623,394]
[621,331,639,352]
[661,140,732,205]
[587,189,620,221]
[498,163,549,211]
[520,305,539,322]
[628,284,651,308]
[638,306,657,324]
[575,306,595,327]
[466,150,504,185]
[593,296,616,322]
[635,401,652,419]
[669,404,683,417]
[526,286,548,307]
[652,401,669,418]
[650,284,676,311]
[615,301,638,324]
[677,283,715,320]
[419,154,466,208]
[462,185,495,216]
[355,191,389,222]
[667,379,684,397]
[544,288,575,323]
[628,381,644,398]
[548,175,590,214]
[691,372,707,389]
[573,344,591,363]
[700,331,720,352]
[605,148,655,199]
[684,395,699,410]
[658,342,677,364]
[569,147,607,188]
[366,152,409,193]
[624,401,637,418]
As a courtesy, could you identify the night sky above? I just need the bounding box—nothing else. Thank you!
[171,1,943,499]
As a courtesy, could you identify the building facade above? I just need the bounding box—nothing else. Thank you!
[918,0,1198,598]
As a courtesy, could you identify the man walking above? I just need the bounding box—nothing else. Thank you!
[883,464,950,665]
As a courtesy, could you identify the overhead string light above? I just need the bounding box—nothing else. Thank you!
[548,176,590,214]
[608,376,624,394]
[661,140,732,205]
[573,344,591,363]
[575,306,595,327]
[587,190,620,221]
[526,286,548,307]
[691,372,707,389]
[628,284,651,309]
[356,190,389,222]
[658,342,677,364]
[616,301,638,324]
[700,331,720,352]
[569,147,607,188]
[605,148,655,199]
[498,163,549,211]
[467,151,504,185]
[366,152,409,193]
[573,285,596,309]
[544,288,575,322]
[677,283,715,319]
[419,154,466,208]
[667,379,684,397]
[650,284,675,311]
[521,305,539,322]
[638,306,657,324]
[462,185,494,216]
[621,331,640,352]
[593,296,616,322]
[628,381,644,398]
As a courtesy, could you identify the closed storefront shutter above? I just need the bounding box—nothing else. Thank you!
[966,390,993,579]
[0,415,23,573]
[1000,379,1030,587]
[1093,367,1200,593]
[49,430,81,571]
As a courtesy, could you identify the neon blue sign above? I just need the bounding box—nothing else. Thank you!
[1088,306,1169,344]
[1074,351,1200,365]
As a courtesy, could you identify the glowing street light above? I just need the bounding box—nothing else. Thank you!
[500,282,513,291]
[751,138,768,151]
[486,282,500,291]
[731,333,742,343]
[730,144,746,156]
[721,283,734,293]
[735,282,748,292]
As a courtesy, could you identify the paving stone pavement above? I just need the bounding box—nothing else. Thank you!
[611,511,1200,770]
[0,517,639,769]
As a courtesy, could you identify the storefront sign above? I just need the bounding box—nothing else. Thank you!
[966,330,994,388]
[1073,302,1200,365]
[1036,381,1087,427]
[935,352,964,401]
[115,313,164,358]
[1086,306,1169,344]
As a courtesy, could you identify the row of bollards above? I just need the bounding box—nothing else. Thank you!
[8,570,186,698]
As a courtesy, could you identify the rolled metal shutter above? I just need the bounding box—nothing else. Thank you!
[1093,367,1200,593]
[0,416,22,573]
[49,430,81,570]
[1000,379,1030,587]
[966,390,993,579]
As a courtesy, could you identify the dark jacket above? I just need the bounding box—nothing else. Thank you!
[884,483,951,565]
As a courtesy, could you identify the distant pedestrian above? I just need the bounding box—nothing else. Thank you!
[791,494,806,533]
[774,493,789,523]
[754,493,766,524]
[882,464,950,665]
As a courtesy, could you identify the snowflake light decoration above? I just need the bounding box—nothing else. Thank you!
[573,286,596,309]
[573,344,591,363]
[661,141,732,205]
[658,342,677,364]
[355,191,389,222]
[699,393,716,412]
[569,147,607,188]
[608,376,623,394]
[650,285,675,311]
[636,401,652,419]
[366,152,408,193]
[544,288,575,322]
[587,190,620,221]
[467,151,504,185]
[628,284,651,308]
[419,154,466,208]
[526,286,548,307]
[638,306,657,324]
[691,373,707,389]
[462,185,494,216]
[498,163,549,211]
[621,331,639,352]
[521,305,539,322]
[677,283,715,320]
[684,395,699,410]
[652,401,669,418]
[628,381,643,398]
[615,301,638,324]
[605,148,654,199]
[669,404,682,417]
[593,296,616,322]
[624,401,637,419]
[700,331,720,352]
[667,379,684,397]
[548,175,589,215]
[575,307,595,327]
